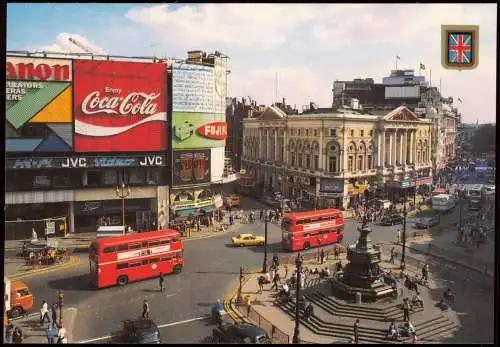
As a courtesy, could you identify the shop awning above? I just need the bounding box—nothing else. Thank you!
[175,208,199,217]
[203,206,215,213]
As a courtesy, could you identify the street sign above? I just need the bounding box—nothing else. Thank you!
[400,180,412,188]
[46,221,56,235]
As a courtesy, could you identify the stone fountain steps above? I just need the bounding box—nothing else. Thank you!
[277,299,391,344]
[277,298,460,343]
[307,292,419,322]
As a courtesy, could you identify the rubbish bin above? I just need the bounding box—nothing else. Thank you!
[355,291,362,304]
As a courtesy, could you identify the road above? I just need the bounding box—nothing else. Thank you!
[19,183,479,343]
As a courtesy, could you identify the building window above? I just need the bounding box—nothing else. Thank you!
[314,155,319,170]
[87,170,101,186]
[358,156,363,171]
[314,129,318,137]
[102,170,118,185]
[360,130,364,137]
[328,156,337,173]
[369,130,373,136]
[291,152,295,166]
[298,129,301,136]
[348,156,353,171]
[330,129,336,137]
[306,154,311,169]
[367,155,372,169]
[298,154,303,167]
[305,129,309,136]
[350,129,354,137]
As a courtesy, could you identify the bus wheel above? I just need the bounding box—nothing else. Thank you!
[173,265,183,274]
[304,242,311,250]
[117,275,129,286]
[10,307,23,319]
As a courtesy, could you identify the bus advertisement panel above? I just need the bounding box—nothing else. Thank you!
[281,209,344,252]
[89,230,183,289]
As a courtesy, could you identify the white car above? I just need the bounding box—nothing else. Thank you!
[485,185,495,192]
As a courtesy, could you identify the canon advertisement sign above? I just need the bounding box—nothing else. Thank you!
[73,60,167,152]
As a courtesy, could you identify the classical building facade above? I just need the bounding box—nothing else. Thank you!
[241,105,433,209]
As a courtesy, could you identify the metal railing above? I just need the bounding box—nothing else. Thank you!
[244,305,290,344]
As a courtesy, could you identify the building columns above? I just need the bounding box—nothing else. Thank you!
[399,131,404,166]
[389,130,393,166]
[381,130,386,166]
[68,201,75,234]
[409,130,414,164]
[274,129,278,161]
[319,129,323,170]
[377,131,382,166]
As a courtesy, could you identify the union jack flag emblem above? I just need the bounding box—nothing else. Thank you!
[448,33,472,65]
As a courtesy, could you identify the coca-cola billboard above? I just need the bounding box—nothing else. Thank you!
[73,60,167,152]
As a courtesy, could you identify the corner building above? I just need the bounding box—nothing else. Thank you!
[241,105,433,209]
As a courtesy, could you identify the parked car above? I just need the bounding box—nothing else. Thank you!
[232,233,265,247]
[413,215,439,229]
[121,318,161,344]
[212,322,271,344]
[380,214,404,226]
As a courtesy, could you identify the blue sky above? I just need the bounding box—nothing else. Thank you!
[7,3,497,124]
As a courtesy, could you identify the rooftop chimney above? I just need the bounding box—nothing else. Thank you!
[187,50,203,64]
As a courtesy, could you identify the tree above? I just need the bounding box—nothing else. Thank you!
[470,124,496,154]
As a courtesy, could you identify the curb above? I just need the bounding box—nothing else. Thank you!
[10,256,81,280]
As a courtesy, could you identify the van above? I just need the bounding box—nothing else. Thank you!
[4,277,33,318]
[376,200,392,210]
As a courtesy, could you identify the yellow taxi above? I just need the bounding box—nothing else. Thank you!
[231,233,265,247]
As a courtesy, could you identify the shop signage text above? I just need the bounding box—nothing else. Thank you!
[6,61,71,81]
[8,155,166,169]
[81,89,160,116]
[197,122,227,140]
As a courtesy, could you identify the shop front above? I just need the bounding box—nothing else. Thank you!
[74,198,156,233]
[318,179,344,209]
[169,188,224,226]
[347,181,369,209]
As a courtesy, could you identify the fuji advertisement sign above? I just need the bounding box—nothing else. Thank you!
[197,122,227,140]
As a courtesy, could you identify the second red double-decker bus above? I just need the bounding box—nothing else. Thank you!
[89,230,184,289]
[281,209,344,252]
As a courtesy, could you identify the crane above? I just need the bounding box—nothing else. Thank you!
[68,37,97,55]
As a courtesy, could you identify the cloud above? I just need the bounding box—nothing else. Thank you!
[125,4,319,49]
[37,33,107,55]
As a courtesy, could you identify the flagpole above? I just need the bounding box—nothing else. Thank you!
[395,56,398,70]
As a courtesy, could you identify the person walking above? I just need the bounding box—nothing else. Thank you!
[159,273,165,294]
[334,245,340,260]
[257,276,265,294]
[12,327,24,344]
[51,303,59,328]
[403,297,410,322]
[396,229,401,245]
[46,324,56,344]
[142,299,151,319]
[353,319,360,344]
[271,272,281,290]
[40,300,50,325]
[421,264,429,283]
[260,209,264,221]
[284,263,289,279]
[57,324,68,344]
[320,249,325,265]
[390,247,396,264]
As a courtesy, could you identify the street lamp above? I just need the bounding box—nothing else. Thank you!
[237,266,244,305]
[116,181,131,235]
[292,253,303,344]
[400,187,408,268]
[262,217,269,273]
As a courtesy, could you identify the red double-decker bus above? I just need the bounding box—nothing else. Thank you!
[89,230,184,289]
[281,209,344,252]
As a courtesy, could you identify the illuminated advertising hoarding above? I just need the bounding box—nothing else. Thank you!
[173,149,211,186]
[6,56,73,153]
[172,61,227,149]
[73,60,167,152]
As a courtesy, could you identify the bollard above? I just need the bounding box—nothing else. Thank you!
[355,291,362,304]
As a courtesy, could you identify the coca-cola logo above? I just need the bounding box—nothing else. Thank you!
[197,122,227,140]
[81,88,160,116]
